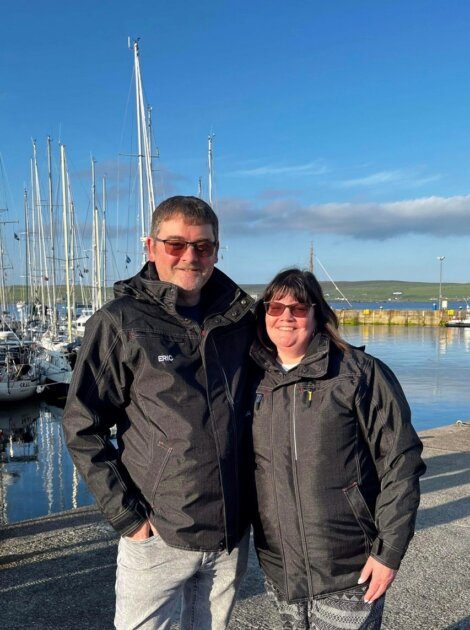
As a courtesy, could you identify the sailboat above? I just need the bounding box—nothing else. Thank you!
[0,329,40,401]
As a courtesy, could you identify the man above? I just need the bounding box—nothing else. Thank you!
[63,196,254,629]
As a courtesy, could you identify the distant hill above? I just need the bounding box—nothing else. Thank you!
[5,280,470,304]
[240,280,470,302]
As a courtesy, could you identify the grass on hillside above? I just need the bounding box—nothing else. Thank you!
[240,280,470,302]
[5,280,470,304]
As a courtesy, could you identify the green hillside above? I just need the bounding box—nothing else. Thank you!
[4,280,470,304]
[241,280,470,302]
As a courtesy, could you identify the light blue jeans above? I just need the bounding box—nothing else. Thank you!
[114,529,250,630]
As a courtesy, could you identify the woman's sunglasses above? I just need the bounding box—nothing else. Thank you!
[263,302,314,317]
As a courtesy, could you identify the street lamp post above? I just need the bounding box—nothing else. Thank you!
[437,256,445,310]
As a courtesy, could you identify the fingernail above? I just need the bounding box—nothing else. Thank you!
[364,599,372,605]
[357,577,365,584]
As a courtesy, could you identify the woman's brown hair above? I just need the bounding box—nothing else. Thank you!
[255,268,348,353]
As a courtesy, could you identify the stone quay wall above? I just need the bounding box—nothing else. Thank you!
[335,309,459,326]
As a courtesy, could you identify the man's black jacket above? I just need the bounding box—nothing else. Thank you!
[63,262,254,552]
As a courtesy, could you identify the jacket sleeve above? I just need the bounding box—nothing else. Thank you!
[355,357,426,570]
[62,310,148,536]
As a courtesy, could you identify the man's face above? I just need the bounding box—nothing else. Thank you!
[146,215,218,304]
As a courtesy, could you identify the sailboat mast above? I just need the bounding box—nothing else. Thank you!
[91,157,102,311]
[146,105,155,230]
[133,41,146,265]
[32,140,52,326]
[47,136,57,333]
[32,143,45,323]
[102,175,107,305]
[23,189,30,308]
[91,157,96,311]
[29,157,38,310]
[208,134,214,208]
[0,221,6,316]
[60,144,73,342]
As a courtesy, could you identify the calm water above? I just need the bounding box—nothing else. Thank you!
[0,400,93,525]
[341,325,470,430]
[1,325,469,524]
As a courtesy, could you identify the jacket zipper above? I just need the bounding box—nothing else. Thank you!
[211,335,238,543]
[200,322,238,549]
[291,382,314,596]
[292,383,298,460]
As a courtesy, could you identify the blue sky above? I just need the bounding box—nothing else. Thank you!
[1,0,470,286]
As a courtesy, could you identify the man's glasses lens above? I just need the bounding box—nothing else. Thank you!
[158,239,216,257]
[264,302,312,317]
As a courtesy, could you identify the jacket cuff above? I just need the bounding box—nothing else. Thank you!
[109,499,149,536]
[370,537,404,570]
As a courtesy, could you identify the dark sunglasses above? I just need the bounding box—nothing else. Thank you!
[155,238,217,257]
[263,302,314,317]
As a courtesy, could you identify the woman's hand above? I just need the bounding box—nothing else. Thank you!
[358,556,397,603]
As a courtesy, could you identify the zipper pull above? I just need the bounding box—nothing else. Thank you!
[255,393,263,410]
[302,387,314,407]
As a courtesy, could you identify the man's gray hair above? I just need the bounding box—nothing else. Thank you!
[150,196,219,241]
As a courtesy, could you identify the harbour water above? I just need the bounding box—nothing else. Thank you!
[0,399,93,525]
[1,325,469,525]
[341,325,470,430]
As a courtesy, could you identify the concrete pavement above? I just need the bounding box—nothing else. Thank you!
[1,424,469,629]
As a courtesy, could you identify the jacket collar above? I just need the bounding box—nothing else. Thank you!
[113,261,253,322]
[250,332,331,379]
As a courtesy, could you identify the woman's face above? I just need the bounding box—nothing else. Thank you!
[265,292,315,361]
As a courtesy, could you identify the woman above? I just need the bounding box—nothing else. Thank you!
[249,269,425,630]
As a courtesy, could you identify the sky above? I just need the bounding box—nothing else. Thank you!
[1,0,470,287]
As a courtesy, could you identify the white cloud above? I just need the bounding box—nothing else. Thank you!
[228,160,328,177]
[338,168,442,189]
[218,194,470,240]
[339,170,406,187]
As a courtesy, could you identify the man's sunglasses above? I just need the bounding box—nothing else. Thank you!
[155,238,217,257]
[263,302,314,317]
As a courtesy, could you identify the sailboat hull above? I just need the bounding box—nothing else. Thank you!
[0,379,39,401]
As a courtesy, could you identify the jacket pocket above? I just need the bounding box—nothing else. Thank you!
[343,482,377,544]
[149,441,173,504]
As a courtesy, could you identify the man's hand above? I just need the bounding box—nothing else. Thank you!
[126,520,158,540]
[358,556,397,603]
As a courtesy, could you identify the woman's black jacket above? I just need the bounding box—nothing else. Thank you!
[249,332,426,602]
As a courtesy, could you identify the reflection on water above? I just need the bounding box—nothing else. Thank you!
[0,399,94,525]
[341,326,470,431]
[1,326,469,523]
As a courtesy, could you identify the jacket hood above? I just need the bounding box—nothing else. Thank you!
[113,261,254,321]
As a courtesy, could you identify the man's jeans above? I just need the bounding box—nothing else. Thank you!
[114,529,250,630]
